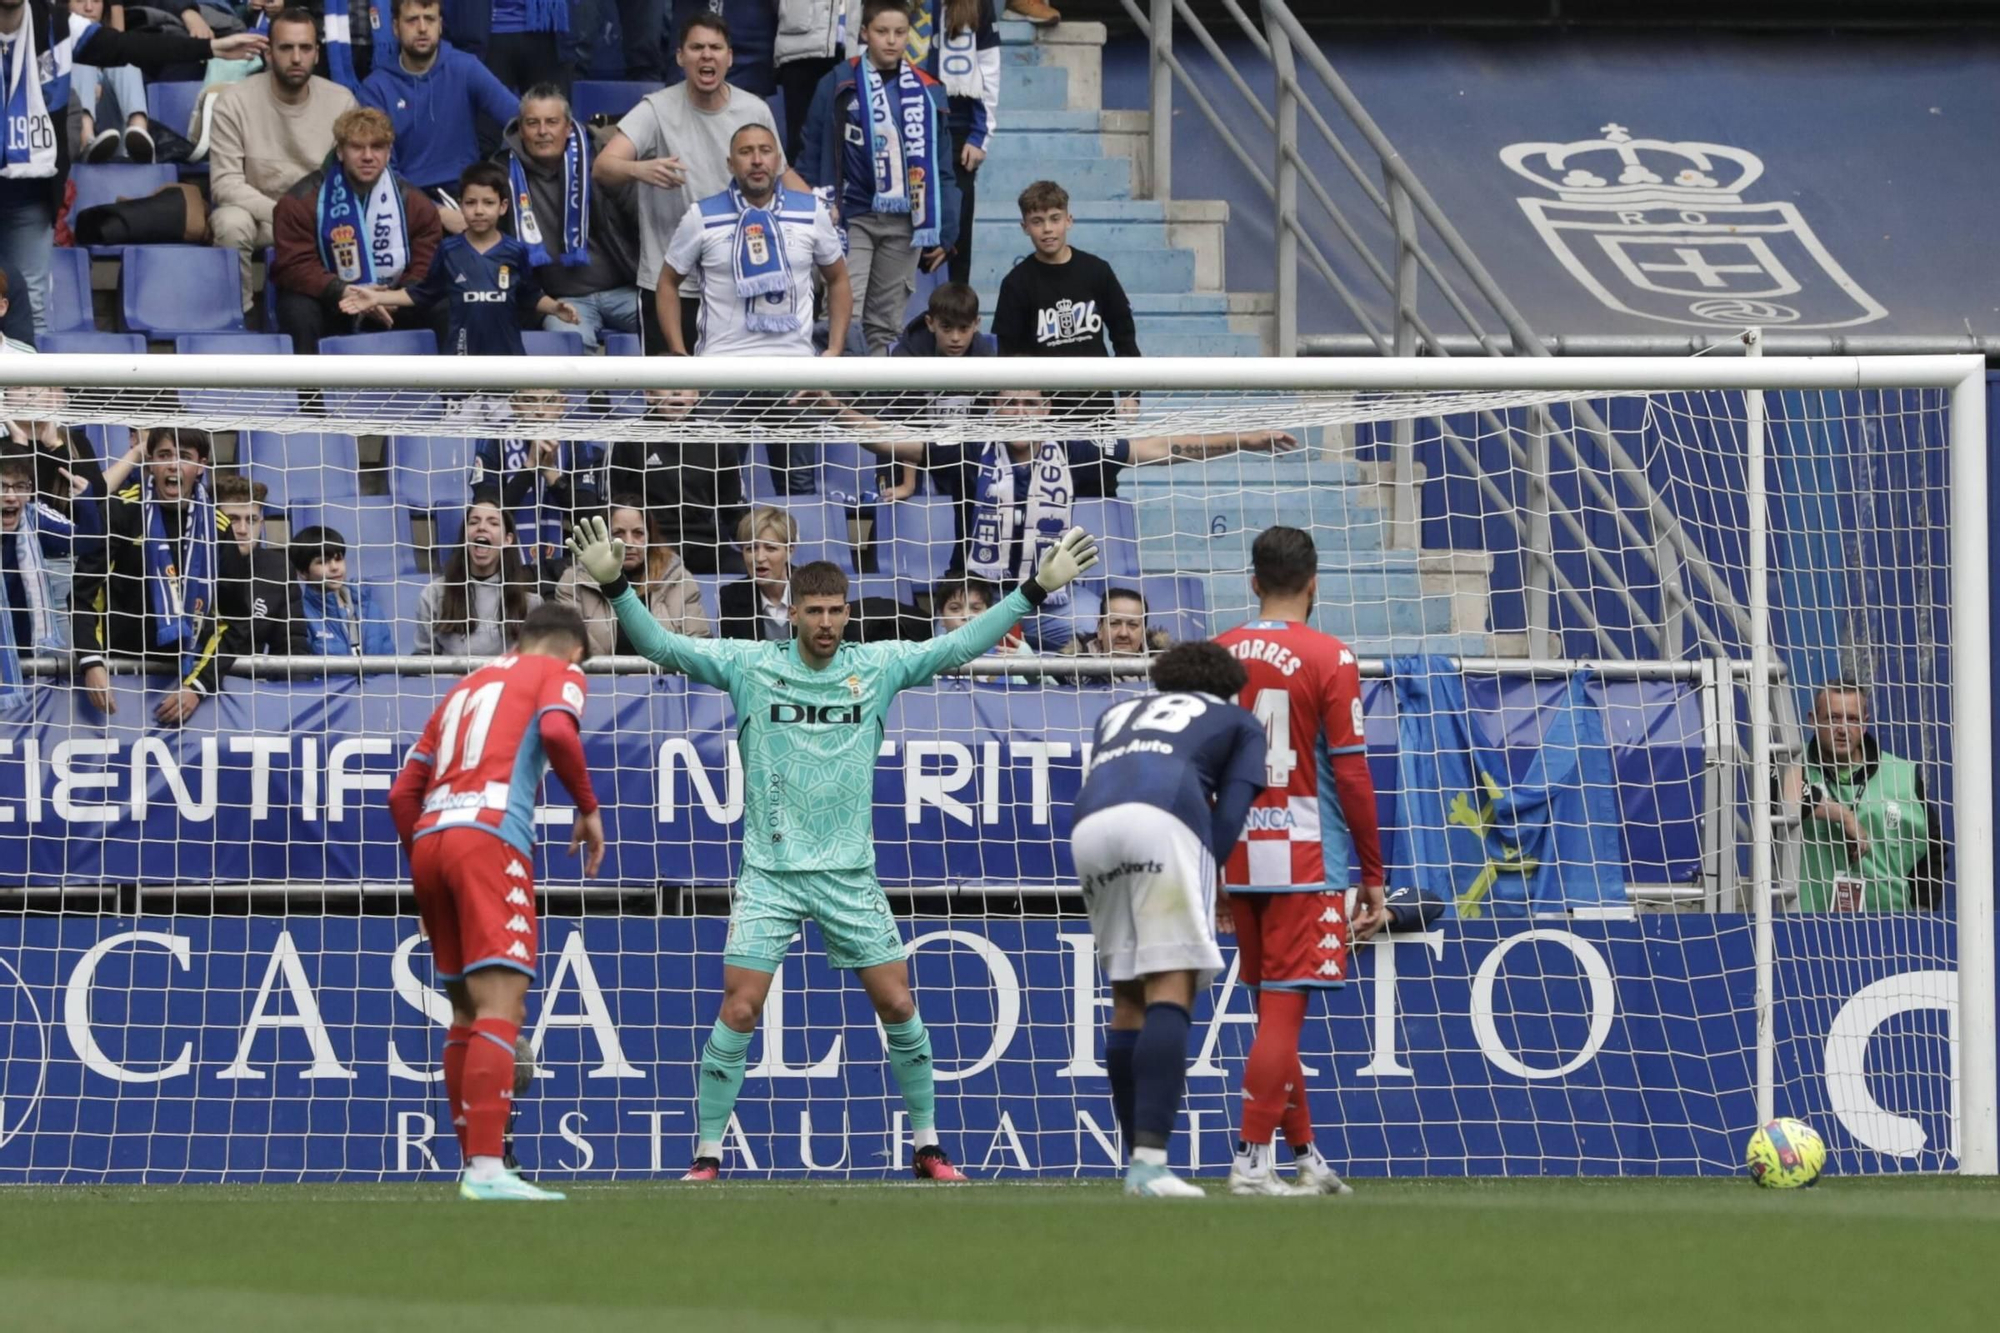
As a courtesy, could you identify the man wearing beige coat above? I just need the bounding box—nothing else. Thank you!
[207,7,356,314]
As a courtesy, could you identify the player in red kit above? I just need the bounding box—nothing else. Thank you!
[387,601,607,1202]
[1214,525,1386,1197]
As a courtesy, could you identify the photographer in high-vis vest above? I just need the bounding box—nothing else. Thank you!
[1783,681,1946,912]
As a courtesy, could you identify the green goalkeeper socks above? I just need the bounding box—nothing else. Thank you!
[697,1019,754,1147]
[883,1014,937,1134]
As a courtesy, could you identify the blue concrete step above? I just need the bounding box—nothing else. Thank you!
[989,131,1104,160]
[1001,109,1107,132]
[974,246,1195,293]
[997,64,1068,107]
[980,156,1131,201]
[1135,332,1264,356]
[975,219,1170,250]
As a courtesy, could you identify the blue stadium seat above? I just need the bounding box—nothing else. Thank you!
[41,332,143,354]
[291,497,420,581]
[571,80,659,124]
[878,496,956,585]
[79,422,133,464]
[1137,574,1209,645]
[145,81,202,142]
[690,573,726,625]
[603,332,642,357]
[822,441,881,506]
[47,247,95,334]
[175,333,293,355]
[120,245,244,336]
[70,163,179,255]
[785,500,855,573]
[388,434,477,511]
[319,329,437,357]
[380,577,429,655]
[1074,496,1140,581]
[241,431,362,510]
[522,329,585,356]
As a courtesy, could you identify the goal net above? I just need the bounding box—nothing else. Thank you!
[0,353,1987,1183]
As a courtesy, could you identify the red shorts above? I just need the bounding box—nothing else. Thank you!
[1229,891,1349,989]
[410,828,539,980]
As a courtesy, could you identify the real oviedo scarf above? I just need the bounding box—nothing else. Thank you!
[858,56,941,249]
[967,441,1073,608]
[315,163,409,286]
[510,120,590,270]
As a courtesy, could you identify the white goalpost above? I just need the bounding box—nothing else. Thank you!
[0,351,1988,1181]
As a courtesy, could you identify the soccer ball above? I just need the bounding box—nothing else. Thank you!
[1746,1118,1825,1188]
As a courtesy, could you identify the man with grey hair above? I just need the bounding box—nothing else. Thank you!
[498,83,642,352]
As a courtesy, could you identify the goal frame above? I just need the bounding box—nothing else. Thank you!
[7,349,1990,1175]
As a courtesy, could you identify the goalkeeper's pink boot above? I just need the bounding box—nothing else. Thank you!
[913,1146,968,1181]
[681,1156,721,1182]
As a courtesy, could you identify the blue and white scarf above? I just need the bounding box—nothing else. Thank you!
[0,502,72,709]
[322,0,383,93]
[315,163,409,285]
[143,472,216,681]
[510,122,590,270]
[475,437,574,570]
[725,184,801,334]
[858,56,941,248]
[966,441,1072,607]
[0,18,58,180]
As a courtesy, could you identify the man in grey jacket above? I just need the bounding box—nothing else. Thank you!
[499,84,642,351]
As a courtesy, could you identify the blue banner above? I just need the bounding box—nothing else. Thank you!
[0,914,1964,1181]
[0,673,1704,889]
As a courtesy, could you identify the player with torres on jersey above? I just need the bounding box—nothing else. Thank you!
[1214,525,1386,1197]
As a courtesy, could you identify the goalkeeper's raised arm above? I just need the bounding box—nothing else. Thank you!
[565,517,749,687]
[888,527,1101,688]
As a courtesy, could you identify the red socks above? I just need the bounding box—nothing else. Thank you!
[1240,988,1309,1146]
[443,1025,472,1154]
[460,1018,520,1161]
[1282,1058,1314,1150]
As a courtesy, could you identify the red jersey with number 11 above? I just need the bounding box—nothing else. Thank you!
[1214,619,1383,892]
[403,654,591,855]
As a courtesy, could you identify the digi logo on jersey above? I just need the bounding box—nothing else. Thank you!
[769,703,864,725]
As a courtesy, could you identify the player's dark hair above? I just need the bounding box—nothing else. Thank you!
[437,494,533,643]
[792,560,850,601]
[288,524,347,576]
[678,8,731,46]
[1251,524,1317,597]
[519,600,590,658]
[1149,640,1246,698]
[146,426,212,462]
[862,0,912,29]
[927,282,980,328]
[458,159,509,202]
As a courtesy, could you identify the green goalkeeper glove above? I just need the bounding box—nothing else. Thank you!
[1033,527,1101,595]
[567,515,627,587]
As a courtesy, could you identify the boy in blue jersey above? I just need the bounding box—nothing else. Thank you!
[342,160,577,351]
[1071,640,1268,1197]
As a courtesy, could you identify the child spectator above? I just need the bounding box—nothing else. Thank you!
[290,523,397,655]
[468,387,602,580]
[929,574,1025,657]
[0,454,76,702]
[888,277,994,422]
[715,503,797,641]
[910,0,998,288]
[413,492,542,656]
[211,471,308,656]
[992,179,1139,359]
[69,0,155,162]
[342,160,577,351]
[553,496,710,655]
[798,0,958,355]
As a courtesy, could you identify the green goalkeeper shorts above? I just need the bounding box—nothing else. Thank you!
[723,866,907,973]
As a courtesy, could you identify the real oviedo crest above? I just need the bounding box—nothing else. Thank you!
[1501,123,1887,329]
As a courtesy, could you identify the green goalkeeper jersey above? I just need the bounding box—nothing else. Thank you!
[608,585,1037,873]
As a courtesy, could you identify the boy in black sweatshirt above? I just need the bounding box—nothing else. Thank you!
[991,178,1140,359]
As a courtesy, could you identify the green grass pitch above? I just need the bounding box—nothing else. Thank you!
[1,1177,1994,1331]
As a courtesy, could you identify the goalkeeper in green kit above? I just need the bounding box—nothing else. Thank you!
[567,514,1101,1181]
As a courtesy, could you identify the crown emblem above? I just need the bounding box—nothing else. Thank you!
[1500,123,1764,204]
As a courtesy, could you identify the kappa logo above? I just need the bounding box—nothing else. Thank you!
[507,941,530,960]
[1501,123,1886,329]
[1318,934,1343,951]
[505,914,531,933]
[1319,907,1342,924]
[506,860,528,879]
[1315,958,1344,978]
[506,887,529,906]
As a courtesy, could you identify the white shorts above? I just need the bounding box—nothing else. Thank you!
[1073,803,1223,985]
